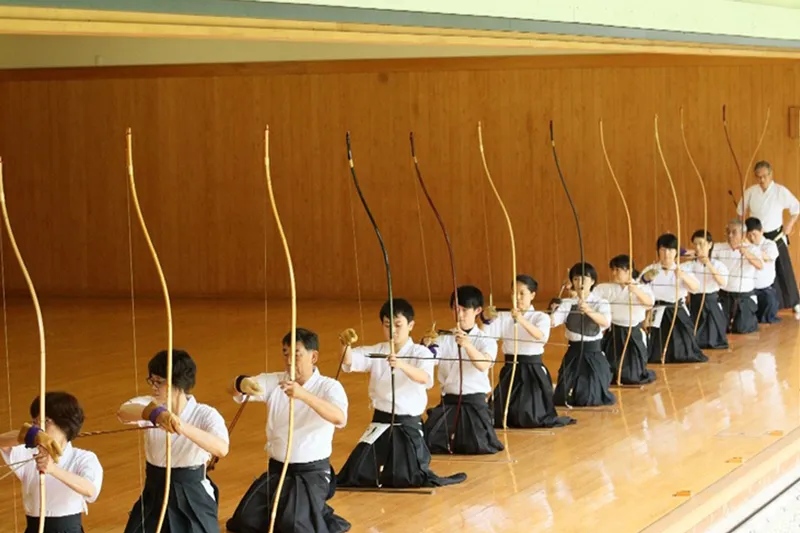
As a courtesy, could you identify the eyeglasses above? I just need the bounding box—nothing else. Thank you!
[146,376,167,388]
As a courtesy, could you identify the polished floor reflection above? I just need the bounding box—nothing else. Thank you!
[0,299,797,532]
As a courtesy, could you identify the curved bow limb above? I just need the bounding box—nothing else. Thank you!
[0,159,46,533]
[346,132,396,482]
[680,108,708,335]
[409,132,463,452]
[264,126,299,533]
[549,121,585,404]
[599,120,633,387]
[126,129,173,533]
[477,122,518,429]
[653,116,680,366]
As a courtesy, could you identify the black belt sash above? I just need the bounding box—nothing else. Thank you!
[372,409,421,426]
[145,462,206,487]
[503,353,543,365]
[442,393,487,406]
[25,515,81,532]
[765,227,787,243]
[568,340,602,351]
[268,457,331,475]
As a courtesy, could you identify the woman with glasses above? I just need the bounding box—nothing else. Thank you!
[117,349,230,533]
[0,391,102,533]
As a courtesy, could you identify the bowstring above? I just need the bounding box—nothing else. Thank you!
[0,204,18,533]
[346,178,366,343]
[410,166,435,328]
[125,181,147,533]
[479,143,496,417]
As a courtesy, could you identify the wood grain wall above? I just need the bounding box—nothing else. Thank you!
[0,54,798,304]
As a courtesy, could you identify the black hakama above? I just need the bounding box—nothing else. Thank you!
[765,228,800,309]
[124,463,218,533]
[336,410,466,488]
[689,292,729,349]
[755,286,781,323]
[25,515,82,533]
[424,393,503,455]
[491,354,575,428]
[601,324,656,385]
[719,291,759,334]
[226,458,350,533]
[647,301,708,364]
[553,341,616,406]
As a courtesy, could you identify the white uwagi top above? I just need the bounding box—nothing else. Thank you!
[1,442,102,517]
[751,236,780,289]
[738,182,800,233]
[683,258,730,294]
[711,242,760,293]
[592,282,653,326]
[123,395,228,500]
[434,326,497,395]
[234,369,348,464]
[551,292,612,342]
[344,338,434,416]
[482,306,551,355]
[639,262,697,302]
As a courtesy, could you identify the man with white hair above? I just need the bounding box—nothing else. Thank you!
[738,161,800,316]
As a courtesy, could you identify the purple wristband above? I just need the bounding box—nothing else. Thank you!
[148,406,167,426]
[427,343,439,357]
[24,426,42,449]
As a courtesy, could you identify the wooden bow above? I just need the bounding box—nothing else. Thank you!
[723,106,771,296]
[477,122,518,430]
[126,129,173,533]
[680,108,708,335]
[0,159,46,533]
[549,121,585,403]
[599,120,633,386]
[409,133,462,451]
[265,126,298,533]
[653,115,680,365]
[346,132,396,480]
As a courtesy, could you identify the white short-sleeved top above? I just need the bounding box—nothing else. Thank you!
[683,258,730,294]
[738,182,800,233]
[482,306,551,355]
[711,242,760,293]
[592,282,653,326]
[1,442,102,517]
[122,395,228,500]
[343,338,434,416]
[639,262,697,302]
[434,326,497,395]
[234,369,348,463]
[551,292,612,341]
[751,237,780,289]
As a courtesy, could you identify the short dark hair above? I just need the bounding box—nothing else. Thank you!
[745,217,763,232]
[282,327,319,351]
[754,161,772,173]
[30,392,84,441]
[515,274,538,293]
[609,254,639,279]
[691,229,713,242]
[148,349,197,392]
[450,285,483,309]
[568,262,598,288]
[657,233,678,251]
[379,298,415,323]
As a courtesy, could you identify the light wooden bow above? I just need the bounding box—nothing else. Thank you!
[126,130,174,533]
[653,116,680,365]
[599,120,633,386]
[265,126,298,533]
[477,122,518,430]
[0,159,47,533]
[680,108,708,335]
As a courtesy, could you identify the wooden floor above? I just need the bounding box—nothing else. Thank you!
[0,297,798,533]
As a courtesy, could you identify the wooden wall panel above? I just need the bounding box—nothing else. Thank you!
[0,55,798,303]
